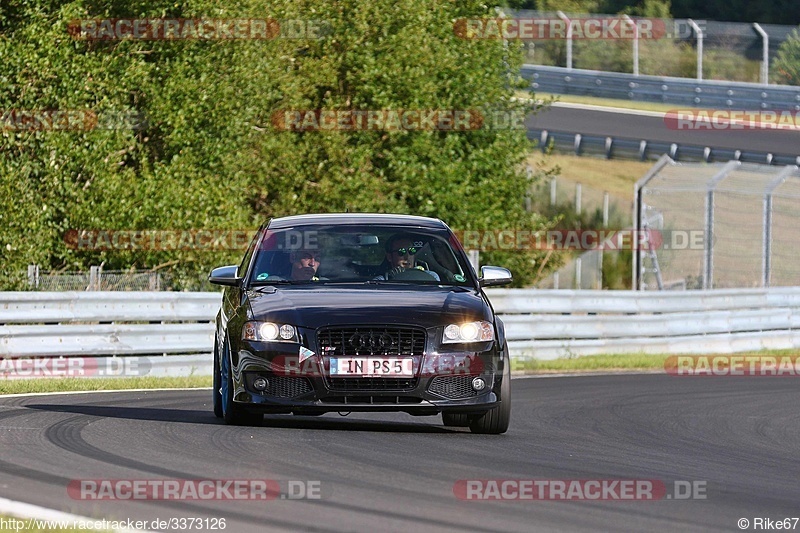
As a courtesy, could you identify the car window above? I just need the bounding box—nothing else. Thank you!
[248,224,472,286]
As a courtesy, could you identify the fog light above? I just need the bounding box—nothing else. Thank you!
[471,377,486,391]
[253,377,269,391]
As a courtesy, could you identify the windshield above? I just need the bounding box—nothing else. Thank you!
[247,224,473,287]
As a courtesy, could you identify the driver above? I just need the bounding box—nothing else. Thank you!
[377,234,440,281]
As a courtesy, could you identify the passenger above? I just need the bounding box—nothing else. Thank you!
[290,250,323,281]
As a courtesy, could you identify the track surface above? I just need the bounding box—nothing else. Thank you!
[527,106,800,155]
[1,375,798,532]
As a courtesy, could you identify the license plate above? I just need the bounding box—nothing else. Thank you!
[330,357,414,377]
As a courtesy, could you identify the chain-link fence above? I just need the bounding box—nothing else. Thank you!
[536,249,604,289]
[24,265,215,291]
[634,155,800,290]
[528,175,631,289]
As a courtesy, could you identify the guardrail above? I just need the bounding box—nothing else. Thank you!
[2,289,798,375]
[491,287,800,359]
[522,65,800,110]
[529,128,800,166]
[0,292,219,377]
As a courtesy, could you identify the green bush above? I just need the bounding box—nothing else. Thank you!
[0,0,556,289]
[773,28,800,86]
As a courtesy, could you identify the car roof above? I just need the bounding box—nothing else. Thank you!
[267,213,448,230]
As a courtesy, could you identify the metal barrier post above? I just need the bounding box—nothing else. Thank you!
[623,15,639,76]
[688,19,703,80]
[557,11,573,70]
[703,161,739,289]
[763,166,798,286]
[753,23,769,85]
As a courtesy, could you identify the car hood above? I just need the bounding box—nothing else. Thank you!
[246,286,491,329]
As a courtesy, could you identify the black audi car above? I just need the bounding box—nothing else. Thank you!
[208,213,513,433]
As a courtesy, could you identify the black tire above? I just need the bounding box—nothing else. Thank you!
[221,339,262,426]
[212,340,223,418]
[442,413,470,427]
[469,350,511,435]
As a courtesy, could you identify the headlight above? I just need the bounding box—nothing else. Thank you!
[242,321,299,342]
[442,321,494,343]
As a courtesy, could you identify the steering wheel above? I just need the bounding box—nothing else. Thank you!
[387,267,438,281]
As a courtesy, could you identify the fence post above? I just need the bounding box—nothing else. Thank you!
[753,23,769,85]
[27,264,40,288]
[596,250,603,290]
[89,265,102,291]
[688,19,703,80]
[525,165,533,211]
[763,166,796,286]
[703,161,738,289]
[575,183,582,214]
[633,154,673,290]
[602,192,609,227]
[557,11,573,70]
[550,177,557,205]
[575,257,582,289]
[623,15,639,76]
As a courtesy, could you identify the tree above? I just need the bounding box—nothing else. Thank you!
[773,29,800,86]
[0,0,554,288]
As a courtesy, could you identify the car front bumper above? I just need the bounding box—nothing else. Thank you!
[229,344,505,416]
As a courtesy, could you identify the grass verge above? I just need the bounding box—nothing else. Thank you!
[513,349,800,374]
[0,375,211,396]
[3,350,797,394]
[523,91,677,113]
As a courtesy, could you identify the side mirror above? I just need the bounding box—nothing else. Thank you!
[209,265,241,287]
[479,266,513,287]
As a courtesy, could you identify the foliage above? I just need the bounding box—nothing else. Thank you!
[773,29,800,86]
[0,0,553,288]
[529,175,632,289]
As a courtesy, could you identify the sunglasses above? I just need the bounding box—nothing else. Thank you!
[390,247,419,256]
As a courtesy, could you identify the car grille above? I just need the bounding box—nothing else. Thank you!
[318,326,426,391]
[317,326,426,357]
[328,377,418,391]
[428,376,480,399]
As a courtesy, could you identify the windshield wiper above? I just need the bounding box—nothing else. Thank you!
[250,279,314,286]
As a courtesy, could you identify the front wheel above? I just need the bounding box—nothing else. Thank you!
[212,340,223,418]
[469,349,511,435]
[220,338,262,426]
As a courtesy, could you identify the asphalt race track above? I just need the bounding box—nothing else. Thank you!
[1,375,798,532]
[527,105,800,155]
